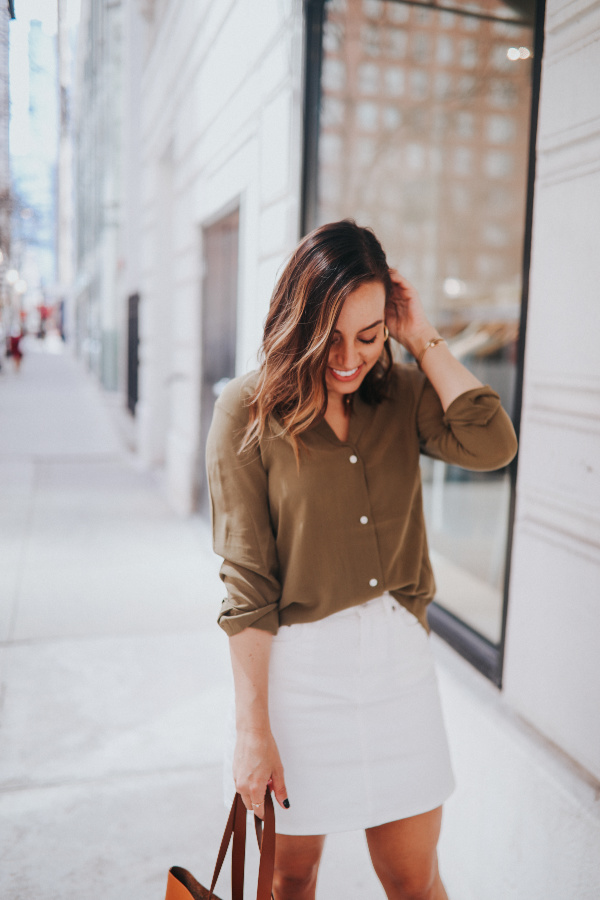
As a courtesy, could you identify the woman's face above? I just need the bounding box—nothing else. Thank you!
[325,280,387,402]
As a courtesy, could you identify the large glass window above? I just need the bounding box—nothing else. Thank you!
[303,0,542,682]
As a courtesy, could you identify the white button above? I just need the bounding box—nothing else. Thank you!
[369,578,378,587]
[349,454,358,464]
[360,515,368,524]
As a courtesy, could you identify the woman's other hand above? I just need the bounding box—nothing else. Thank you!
[233,728,289,818]
[386,269,485,409]
[385,269,438,358]
[229,628,289,818]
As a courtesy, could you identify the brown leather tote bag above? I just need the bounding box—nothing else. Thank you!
[165,790,275,900]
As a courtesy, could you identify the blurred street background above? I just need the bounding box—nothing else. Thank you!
[0,0,599,898]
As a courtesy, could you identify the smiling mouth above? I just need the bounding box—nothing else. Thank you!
[328,365,363,382]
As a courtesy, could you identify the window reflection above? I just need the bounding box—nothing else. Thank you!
[316,0,534,643]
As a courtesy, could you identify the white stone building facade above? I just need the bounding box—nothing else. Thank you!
[85,0,600,896]
[73,0,124,387]
[122,0,304,510]
[0,3,10,270]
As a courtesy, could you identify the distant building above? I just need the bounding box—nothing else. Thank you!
[56,0,76,341]
[9,19,58,317]
[0,3,10,271]
[73,1,600,896]
[72,0,123,388]
[0,1,14,332]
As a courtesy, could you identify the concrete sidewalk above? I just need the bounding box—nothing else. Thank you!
[0,339,385,899]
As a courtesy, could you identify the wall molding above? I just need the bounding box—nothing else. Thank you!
[516,484,600,555]
[515,514,600,566]
[517,371,600,558]
[545,0,600,35]
[543,0,600,62]
[523,373,600,430]
[527,408,600,435]
[536,153,600,186]
[538,113,600,154]
[536,124,600,185]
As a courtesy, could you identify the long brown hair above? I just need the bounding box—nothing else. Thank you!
[243,220,393,456]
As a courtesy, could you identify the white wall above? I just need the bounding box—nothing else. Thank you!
[135,0,304,512]
[72,0,124,389]
[504,0,600,781]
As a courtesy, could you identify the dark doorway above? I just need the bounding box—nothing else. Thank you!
[198,208,240,514]
[127,293,140,415]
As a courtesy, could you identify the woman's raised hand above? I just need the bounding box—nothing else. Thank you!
[233,728,289,819]
[385,269,438,358]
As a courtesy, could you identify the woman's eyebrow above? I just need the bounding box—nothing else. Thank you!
[358,319,383,333]
[333,319,383,335]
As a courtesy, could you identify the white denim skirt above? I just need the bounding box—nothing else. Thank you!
[223,593,455,835]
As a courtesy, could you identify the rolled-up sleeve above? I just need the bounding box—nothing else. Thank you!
[206,402,281,636]
[416,379,518,471]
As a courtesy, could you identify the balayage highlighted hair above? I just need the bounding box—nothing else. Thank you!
[243,220,394,457]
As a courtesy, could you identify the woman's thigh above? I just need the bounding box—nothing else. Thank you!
[365,806,444,897]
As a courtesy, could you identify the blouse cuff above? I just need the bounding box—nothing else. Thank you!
[217,601,280,637]
[442,385,501,427]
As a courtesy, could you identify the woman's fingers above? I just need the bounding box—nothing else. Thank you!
[269,770,291,811]
[388,268,415,292]
[249,794,265,819]
[385,272,433,350]
[388,269,420,302]
[238,785,265,816]
[239,778,289,818]
[237,772,268,815]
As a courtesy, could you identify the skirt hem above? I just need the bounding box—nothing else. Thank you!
[223,782,455,837]
[273,783,455,836]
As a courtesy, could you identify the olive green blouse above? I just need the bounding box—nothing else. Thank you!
[206,364,518,636]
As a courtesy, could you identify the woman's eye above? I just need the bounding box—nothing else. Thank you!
[359,336,377,345]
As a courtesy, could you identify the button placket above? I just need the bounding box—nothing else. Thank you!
[346,445,383,595]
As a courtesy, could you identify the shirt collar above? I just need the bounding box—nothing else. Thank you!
[312,392,372,447]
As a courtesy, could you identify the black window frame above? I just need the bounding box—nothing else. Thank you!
[301,0,546,686]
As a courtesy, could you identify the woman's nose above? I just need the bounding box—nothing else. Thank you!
[333,343,360,369]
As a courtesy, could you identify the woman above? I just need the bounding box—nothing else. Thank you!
[206,220,517,900]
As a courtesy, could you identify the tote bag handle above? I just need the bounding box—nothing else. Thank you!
[208,790,275,900]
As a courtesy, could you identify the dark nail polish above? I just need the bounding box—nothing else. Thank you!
[283,798,290,809]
